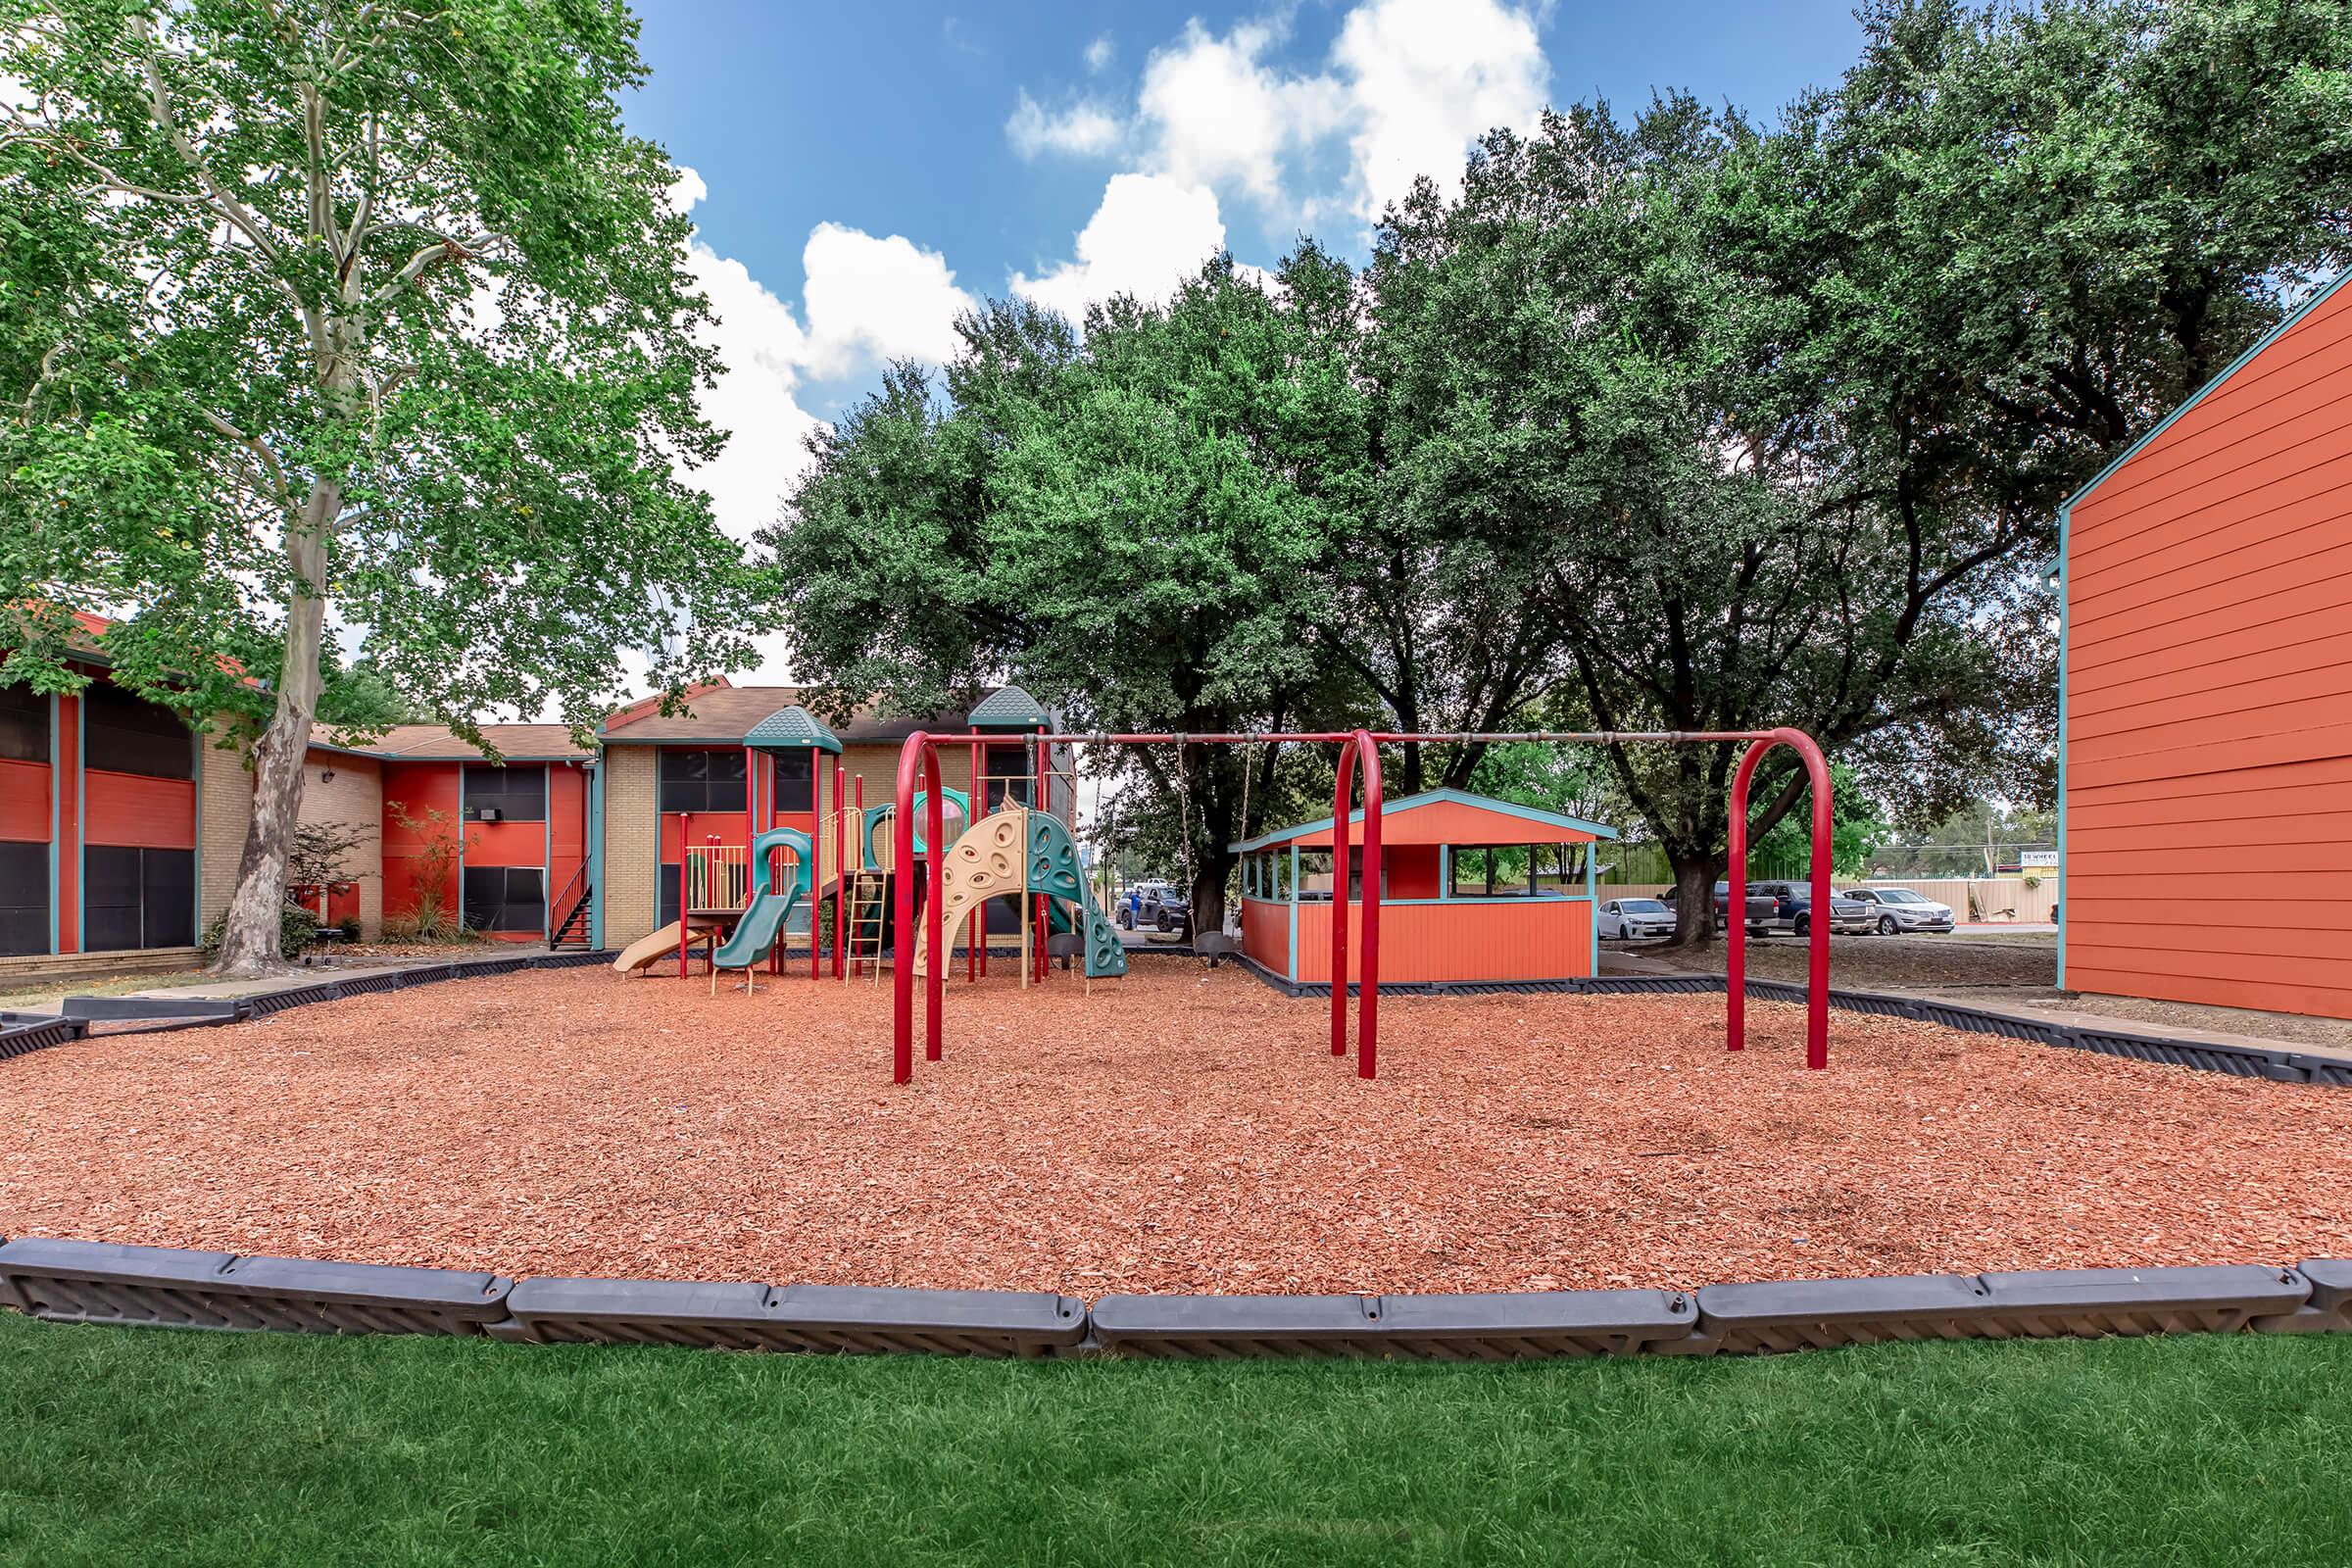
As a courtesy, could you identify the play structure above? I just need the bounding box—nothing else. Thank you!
[611,823,812,993]
[886,726,1834,1085]
[912,806,1126,981]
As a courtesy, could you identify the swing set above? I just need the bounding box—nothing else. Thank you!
[887,726,1835,1086]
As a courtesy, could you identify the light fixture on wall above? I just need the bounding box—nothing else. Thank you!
[320,768,335,783]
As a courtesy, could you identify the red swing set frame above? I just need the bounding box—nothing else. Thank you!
[890,726,1833,1085]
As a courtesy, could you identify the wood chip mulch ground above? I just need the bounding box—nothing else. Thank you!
[5,966,2347,1298]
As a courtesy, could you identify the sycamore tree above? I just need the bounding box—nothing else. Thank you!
[2,1,764,974]
[773,254,1374,933]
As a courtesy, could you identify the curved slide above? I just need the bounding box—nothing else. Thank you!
[708,825,814,987]
[913,808,1127,979]
[612,915,722,976]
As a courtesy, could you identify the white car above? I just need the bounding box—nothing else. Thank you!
[1597,897,1677,939]
[1841,886,1956,935]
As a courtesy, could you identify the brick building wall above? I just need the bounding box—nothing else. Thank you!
[196,733,254,936]
[601,744,659,948]
[295,752,385,938]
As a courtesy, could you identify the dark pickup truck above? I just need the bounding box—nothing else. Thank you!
[1664,880,1870,935]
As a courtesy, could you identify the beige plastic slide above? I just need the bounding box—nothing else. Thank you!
[611,916,720,975]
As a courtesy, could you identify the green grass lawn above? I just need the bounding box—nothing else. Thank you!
[2,1313,2345,1566]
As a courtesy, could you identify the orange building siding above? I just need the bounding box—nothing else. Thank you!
[2064,271,2352,1018]
[1291,900,1593,985]
[380,762,462,924]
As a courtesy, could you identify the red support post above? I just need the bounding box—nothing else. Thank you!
[968,738,981,983]
[1327,731,1384,1077]
[833,761,849,980]
[891,738,925,1084]
[809,750,821,983]
[1726,727,1833,1069]
[676,809,691,979]
[1033,730,1049,983]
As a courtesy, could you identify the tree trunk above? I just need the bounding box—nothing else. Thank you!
[1662,845,1723,950]
[211,484,334,978]
[1192,850,1232,941]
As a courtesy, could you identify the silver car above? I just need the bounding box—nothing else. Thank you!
[1597,897,1676,939]
[1841,886,1956,935]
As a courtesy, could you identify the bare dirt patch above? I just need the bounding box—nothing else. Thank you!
[4,964,2344,1297]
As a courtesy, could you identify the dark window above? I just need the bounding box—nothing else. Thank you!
[0,840,47,956]
[659,748,746,813]
[771,748,814,812]
[82,845,194,950]
[983,742,1031,809]
[81,683,192,780]
[658,865,680,931]
[463,762,546,822]
[0,684,48,764]
[461,865,545,933]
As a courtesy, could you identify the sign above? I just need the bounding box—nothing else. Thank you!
[2020,851,2059,868]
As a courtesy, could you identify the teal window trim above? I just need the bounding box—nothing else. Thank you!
[2057,501,2070,991]
[1287,843,1299,981]
[1586,839,1597,975]
[74,691,84,952]
[190,724,204,945]
[588,761,605,950]
[47,693,59,955]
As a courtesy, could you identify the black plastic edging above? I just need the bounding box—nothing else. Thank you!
[0,1017,86,1060]
[5,1238,2345,1362]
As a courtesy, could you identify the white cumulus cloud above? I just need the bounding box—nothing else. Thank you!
[1005,89,1125,159]
[796,222,976,377]
[1330,0,1549,218]
[1009,172,1229,323]
[1136,19,1344,206]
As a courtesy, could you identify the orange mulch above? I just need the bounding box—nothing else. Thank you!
[4,966,2347,1298]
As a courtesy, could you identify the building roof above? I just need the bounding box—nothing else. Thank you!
[743,704,842,753]
[597,684,1032,746]
[1232,788,1619,853]
[340,724,596,762]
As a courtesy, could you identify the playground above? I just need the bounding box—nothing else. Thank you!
[7,962,2347,1298]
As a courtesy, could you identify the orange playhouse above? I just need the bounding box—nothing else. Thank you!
[1233,789,1615,989]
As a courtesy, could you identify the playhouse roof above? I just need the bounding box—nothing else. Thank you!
[967,685,1051,728]
[1231,788,1618,853]
[743,704,842,753]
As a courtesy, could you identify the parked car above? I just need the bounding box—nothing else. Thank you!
[1840,886,1956,935]
[1755,882,1877,936]
[1121,881,1191,933]
[1661,881,1777,932]
[1597,898,1677,940]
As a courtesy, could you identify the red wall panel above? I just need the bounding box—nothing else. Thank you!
[380,761,462,924]
[82,771,196,851]
[0,758,48,842]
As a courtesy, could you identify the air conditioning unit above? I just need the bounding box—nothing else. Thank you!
[479,808,502,822]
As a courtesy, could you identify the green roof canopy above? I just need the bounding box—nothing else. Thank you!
[743,704,842,753]
[968,685,1050,729]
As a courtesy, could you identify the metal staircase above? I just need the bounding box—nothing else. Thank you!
[547,866,594,952]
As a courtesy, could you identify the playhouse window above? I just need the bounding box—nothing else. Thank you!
[463,762,546,822]
[462,864,544,933]
[771,748,814,811]
[0,683,48,763]
[81,683,192,780]
[659,748,747,813]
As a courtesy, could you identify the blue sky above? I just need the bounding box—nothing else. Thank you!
[617,1,1866,678]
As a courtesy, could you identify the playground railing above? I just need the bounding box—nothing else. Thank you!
[682,843,752,912]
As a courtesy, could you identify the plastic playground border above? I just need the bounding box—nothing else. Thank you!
[2,1235,2346,1362]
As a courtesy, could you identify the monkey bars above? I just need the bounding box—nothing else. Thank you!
[890,727,1834,1084]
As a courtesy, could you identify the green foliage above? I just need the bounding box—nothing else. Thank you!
[6,1314,2352,1565]
[1747,763,1890,878]
[199,904,317,960]
[282,819,372,895]
[773,252,1378,926]
[0,0,766,743]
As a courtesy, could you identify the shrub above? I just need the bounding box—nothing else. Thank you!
[201,905,318,960]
